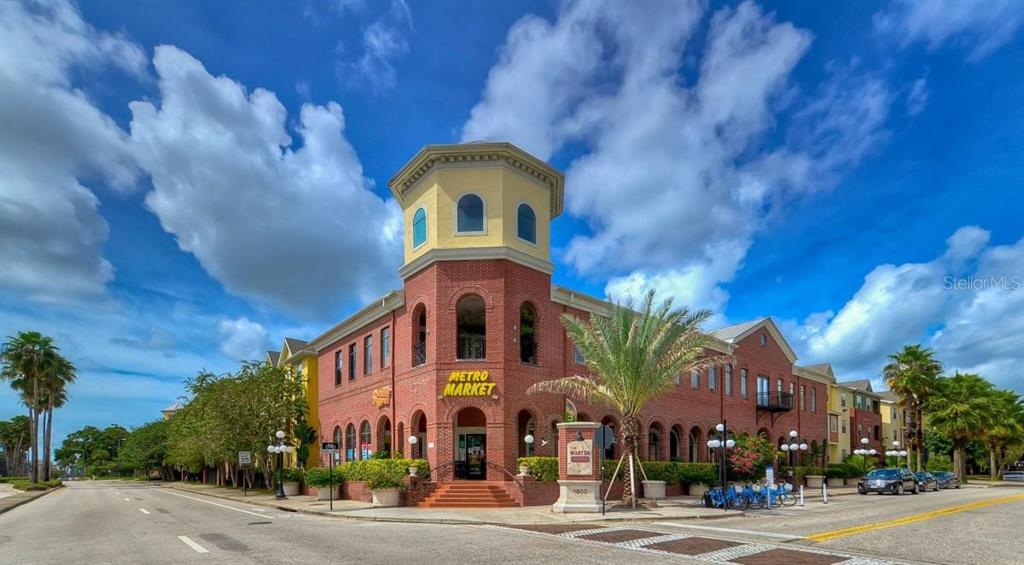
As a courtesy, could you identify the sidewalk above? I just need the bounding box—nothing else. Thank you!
[167,482,742,525]
[0,484,63,515]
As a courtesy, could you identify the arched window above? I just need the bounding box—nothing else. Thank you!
[456,294,486,360]
[519,303,537,364]
[359,420,372,459]
[688,427,702,463]
[669,426,682,461]
[333,426,342,451]
[517,203,536,243]
[412,207,427,248]
[456,194,484,233]
[345,424,356,462]
[648,423,662,460]
[412,304,427,366]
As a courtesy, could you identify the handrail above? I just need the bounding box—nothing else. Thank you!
[424,460,525,491]
[484,461,525,491]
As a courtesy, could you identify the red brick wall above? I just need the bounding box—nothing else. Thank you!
[850,408,884,453]
[316,258,831,479]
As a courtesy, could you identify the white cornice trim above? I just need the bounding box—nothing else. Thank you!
[725,318,799,364]
[550,285,734,355]
[399,246,554,280]
[388,142,565,218]
[309,291,405,352]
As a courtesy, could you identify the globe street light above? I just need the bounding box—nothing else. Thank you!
[267,430,293,499]
[853,437,871,475]
[706,421,733,511]
[408,435,418,459]
[524,433,534,457]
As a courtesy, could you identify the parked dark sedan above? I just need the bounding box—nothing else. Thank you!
[934,471,961,489]
[858,468,919,495]
[914,471,940,492]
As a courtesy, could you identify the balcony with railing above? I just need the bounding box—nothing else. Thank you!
[756,392,793,412]
[457,335,486,360]
[412,342,426,367]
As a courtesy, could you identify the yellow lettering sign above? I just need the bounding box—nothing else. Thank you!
[443,371,496,397]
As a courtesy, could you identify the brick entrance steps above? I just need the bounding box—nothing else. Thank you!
[417,481,519,508]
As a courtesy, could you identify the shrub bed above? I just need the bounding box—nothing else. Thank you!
[335,459,429,489]
[11,479,62,491]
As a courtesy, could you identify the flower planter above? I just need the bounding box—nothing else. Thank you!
[371,488,401,507]
[641,480,666,500]
[283,481,301,496]
[518,465,530,476]
[317,486,339,501]
[827,477,844,488]
[408,466,418,477]
[688,482,708,497]
[805,475,824,488]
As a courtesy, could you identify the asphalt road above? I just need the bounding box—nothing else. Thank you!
[1,481,1020,564]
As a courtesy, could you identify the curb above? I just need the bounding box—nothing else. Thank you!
[166,485,742,526]
[0,484,64,515]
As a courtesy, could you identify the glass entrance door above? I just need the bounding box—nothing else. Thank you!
[455,433,486,479]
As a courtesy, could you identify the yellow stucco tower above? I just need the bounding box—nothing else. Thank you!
[388,142,564,279]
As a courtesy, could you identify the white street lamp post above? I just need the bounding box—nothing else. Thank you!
[267,430,293,499]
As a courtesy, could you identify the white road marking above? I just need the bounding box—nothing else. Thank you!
[115,491,121,495]
[177,535,208,554]
[139,508,151,515]
[158,489,273,518]
[651,521,803,541]
[123,498,131,502]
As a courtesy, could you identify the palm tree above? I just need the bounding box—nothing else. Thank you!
[527,290,723,506]
[983,390,1024,481]
[1,331,62,483]
[927,373,994,483]
[882,345,942,471]
[41,358,74,480]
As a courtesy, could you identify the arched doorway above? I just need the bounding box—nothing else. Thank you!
[688,427,702,462]
[516,409,536,458]
[669,425,682,461]
[377,416,392,456]
[410,410,427,459]
[454,407,487,479]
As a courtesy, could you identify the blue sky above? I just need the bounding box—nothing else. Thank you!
[1,0,1022,452]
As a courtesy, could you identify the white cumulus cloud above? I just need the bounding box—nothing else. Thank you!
[218,317,270,361]
[0,1,144,303]
[129,46,402,316]
[462,1,891,315]
[788,226,1024,392]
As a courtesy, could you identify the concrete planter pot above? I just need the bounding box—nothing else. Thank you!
[408,466,418,477]
[827,477,844,487]
[688,482,708,497]
[317,486,339,501]
[641,480,666,499]
[371,488,401,507]
[518,465,530,476]
[805,475,824,488]
[283,481,301,496]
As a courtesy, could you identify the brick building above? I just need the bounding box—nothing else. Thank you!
[308,142,833,482]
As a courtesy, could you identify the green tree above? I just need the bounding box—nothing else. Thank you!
[0,416,31,476]
[55,424,129,477]
[40,357,75,480]
[118,420,171,478]
[982,389,1024,480]
[527,290,721,505]
[2,331,65,483]
[882,344,942,471]
[927,373,994,482]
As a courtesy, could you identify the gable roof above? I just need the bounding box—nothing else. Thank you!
[838,379,875,393]
[803,363,834,376]
[266,350,281,366]
[708,318,798,363]
[878,391,900,403]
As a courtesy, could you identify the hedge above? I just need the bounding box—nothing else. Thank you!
[333,458,430,489]
[516,457,717,485]
[303,467,342,487]
[11,479,62,491]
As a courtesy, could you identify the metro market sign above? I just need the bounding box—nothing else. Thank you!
[443,370,496,397]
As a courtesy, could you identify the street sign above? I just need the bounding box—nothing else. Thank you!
[238,451,252,465]
[321,441,339,453]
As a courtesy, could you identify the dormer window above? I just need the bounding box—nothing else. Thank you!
[412,207,427,248]
[517,203,536,243]
[456,194,484,233]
